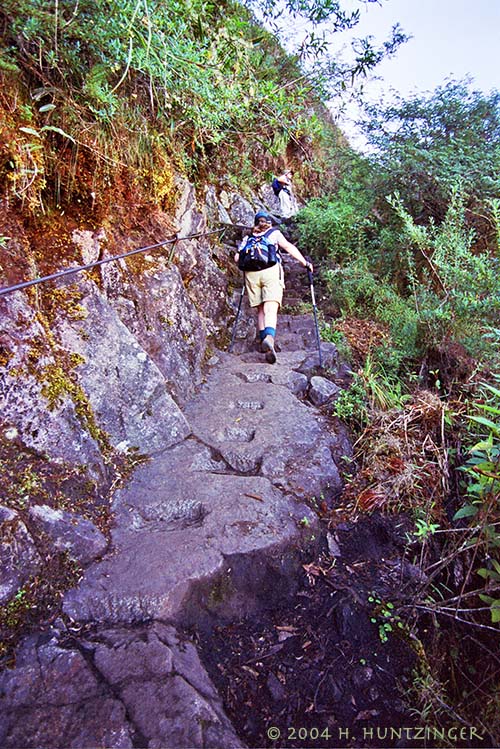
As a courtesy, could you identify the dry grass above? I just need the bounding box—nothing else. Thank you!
[342,389,454,518]
[333,316,391,369]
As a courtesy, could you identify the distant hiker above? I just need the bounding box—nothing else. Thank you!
[271,169,296,219]
[235,210,313,363]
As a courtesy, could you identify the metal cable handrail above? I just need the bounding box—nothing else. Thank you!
[0,227,226,298]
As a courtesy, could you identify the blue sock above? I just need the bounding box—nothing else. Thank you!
[259,330,266,341]
[263,327,276,338]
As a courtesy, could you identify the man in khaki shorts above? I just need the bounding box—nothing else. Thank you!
[235,211,313,363]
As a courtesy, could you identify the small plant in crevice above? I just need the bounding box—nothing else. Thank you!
[319,322,353,364]
[368,593,404,644]
[1,588,29,630]
[411,516,440,541]
[12,465,44,511]
[0,554,83,664]
[332,375,367,427]
[407,670,449,729]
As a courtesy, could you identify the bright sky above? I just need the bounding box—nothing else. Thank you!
[334,0,500,147]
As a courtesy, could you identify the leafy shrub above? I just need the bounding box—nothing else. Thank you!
[332,376,367,427]
[323,259,379,313]
[319,323,353,364]
[323,260,419,372]
[361,79,500,234]
[2,0,403,207]
[389,186,500,360]
[0,0,329,205]
[296,196,374,261]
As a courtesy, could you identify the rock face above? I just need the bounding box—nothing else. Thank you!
[0,293,107,481]
[0,178,351,748]
[309,375,342,406]
[28,504,108,565]
[100,258,212,405]
[225,192,255,226]
[0,623,244,749]
[172,177,228,341]
[0,634,134,749]
[0,175,230,483]
[0,506,41,604]
[55,281,190,454]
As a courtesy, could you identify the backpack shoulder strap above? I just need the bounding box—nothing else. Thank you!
[241,233,255,247]
[263,228,277,239]
[262,228,281,261]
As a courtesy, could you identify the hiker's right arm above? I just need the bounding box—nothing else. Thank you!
[276,234,313,272]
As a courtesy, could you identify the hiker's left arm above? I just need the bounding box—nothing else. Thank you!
[277,235,313,272]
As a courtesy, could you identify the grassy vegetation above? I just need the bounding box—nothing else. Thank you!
[0,0,353,218]
[296,81,500,738]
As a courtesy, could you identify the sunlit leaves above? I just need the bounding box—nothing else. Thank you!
[361,80,500,223]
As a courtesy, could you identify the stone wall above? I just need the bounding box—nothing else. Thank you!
[1,176,286,474]
[0,174,284,615]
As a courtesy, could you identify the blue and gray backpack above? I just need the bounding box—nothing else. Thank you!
[238,229,279,272]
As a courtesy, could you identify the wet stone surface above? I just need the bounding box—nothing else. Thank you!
[1,313,352,748]
[0,241,381,748]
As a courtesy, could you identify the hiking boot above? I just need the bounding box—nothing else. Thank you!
[262,335,277,364]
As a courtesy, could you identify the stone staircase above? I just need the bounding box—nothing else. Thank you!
[0,223,353,749]
[0,305,350,749]
[229,242,320,358]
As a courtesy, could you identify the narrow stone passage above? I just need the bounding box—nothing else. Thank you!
[1,256,356,747]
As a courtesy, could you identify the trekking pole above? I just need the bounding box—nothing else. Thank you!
[228,281,245,353]
[307,268,323,368]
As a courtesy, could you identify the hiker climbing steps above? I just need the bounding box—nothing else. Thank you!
[229,252,321,357]
[231,211,313,364]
